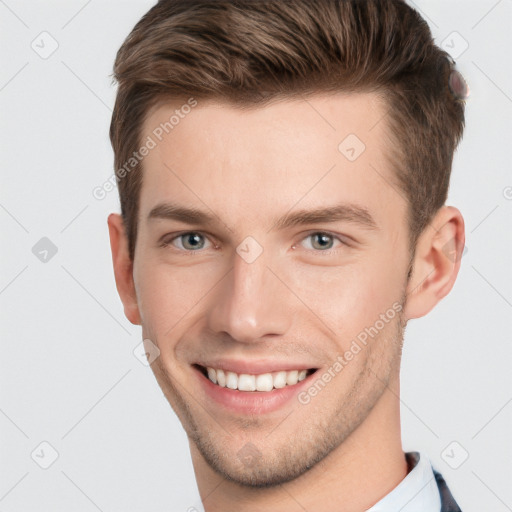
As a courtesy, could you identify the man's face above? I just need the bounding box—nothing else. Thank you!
[132,93,412,486]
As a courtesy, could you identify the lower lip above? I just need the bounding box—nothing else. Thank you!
[194,366,317,415]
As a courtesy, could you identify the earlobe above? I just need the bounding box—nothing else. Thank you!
[403,206,465,320]
[107,213,141,325]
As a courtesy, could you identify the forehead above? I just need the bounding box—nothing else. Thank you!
[138,92,406,233]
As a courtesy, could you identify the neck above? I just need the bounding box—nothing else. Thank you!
[191,372,407,512]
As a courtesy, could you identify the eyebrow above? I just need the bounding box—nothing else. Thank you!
[147,202,378,231]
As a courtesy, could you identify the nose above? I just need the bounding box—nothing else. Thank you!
[206,247,292,344]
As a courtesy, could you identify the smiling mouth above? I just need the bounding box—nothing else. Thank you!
[193,364,318,392]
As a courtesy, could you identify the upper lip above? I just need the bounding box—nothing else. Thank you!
[194,360,317,375]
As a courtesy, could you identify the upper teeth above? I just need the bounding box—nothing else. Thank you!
[206,367,309,392]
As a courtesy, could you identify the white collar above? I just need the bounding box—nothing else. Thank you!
[366,451,441,511]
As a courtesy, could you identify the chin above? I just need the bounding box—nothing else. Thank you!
[190,426,335,489]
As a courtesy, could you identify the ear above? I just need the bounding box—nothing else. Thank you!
[107,213,141,325]
[403,206,465,320]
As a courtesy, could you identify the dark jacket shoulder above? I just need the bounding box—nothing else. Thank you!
[433,469,462,512]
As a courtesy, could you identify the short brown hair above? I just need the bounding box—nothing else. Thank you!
[110,0,466,262]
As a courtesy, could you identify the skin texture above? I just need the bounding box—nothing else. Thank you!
[108,92,465,511]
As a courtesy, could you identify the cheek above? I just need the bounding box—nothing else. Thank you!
[287,251,407,345]
[134,259,222,336]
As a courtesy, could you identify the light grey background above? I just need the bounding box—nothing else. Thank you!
[1,1,511,510]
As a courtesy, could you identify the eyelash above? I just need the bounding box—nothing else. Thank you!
[159,231,349,253]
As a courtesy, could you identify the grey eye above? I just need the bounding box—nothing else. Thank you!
[179,232,207,250]
[307,233,335,250]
